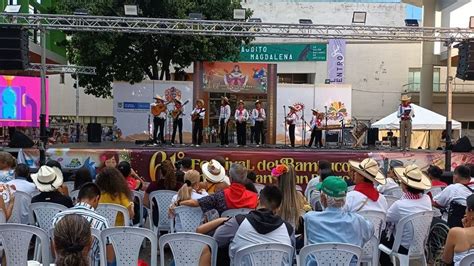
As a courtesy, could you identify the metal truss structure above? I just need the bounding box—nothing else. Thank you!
[28,63,96,75]
[1,13,474,42]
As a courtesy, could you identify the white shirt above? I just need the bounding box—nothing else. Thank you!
[344,190,388,213]
[7,179,37,194]
[191,108,206,120]
[234,108,249,123]
[151,102,167,119]
[286,112,298,125]
[173,105,185,119]
[310,115,320,130]
[377,178,399,193]
[397,104,415,120]
[252,108,266,122]
[433,183,473,208]
[219,105,231,123]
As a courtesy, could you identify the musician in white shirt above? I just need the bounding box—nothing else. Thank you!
[151,95,166,144]
[219,97,231,147]
[397,95,415,151]
[171,97,186,146]
[307,109,323,148]
[234,100,249,147]
[191,99,206,147]
[252,100,266,147]
[286,106,298,147]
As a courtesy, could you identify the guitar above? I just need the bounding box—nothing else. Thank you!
[171,100,190,120]
[191,108,206,121]
[151,101,171,116]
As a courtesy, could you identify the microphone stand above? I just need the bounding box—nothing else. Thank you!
[301,107,306,147]
[283,105,287,147]
[324,106,328,148]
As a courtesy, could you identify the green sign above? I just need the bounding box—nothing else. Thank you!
[239,43,327,62]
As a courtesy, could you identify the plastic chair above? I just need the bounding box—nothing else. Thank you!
[379,210,434,266]
[254,183,265,194]
[0,224,50,266]
[64,181,75,193]
[159,232,218,266]
[133,190,145,227]
[171,206,203,232]
[149,190,177,233]
[69,189,80,203]
[298,243,363,266]
[385,195,399,209]
[427,187,445,198]
[30,202,67,233]
[0,209,5,223]
[358,210,386,266]
[234,243,294,266]
[384,187,403,198]
[8,190,32,224]
[459,252,474,266]
[96,203,131,227]
[101,227,157,266]
[221,208,253,217]
[90,228,106,266]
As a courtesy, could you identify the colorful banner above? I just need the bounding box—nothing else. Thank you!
[327,39,346,84]
[0,75,49,127]
[239,43,327,62]
[202,62,269,93]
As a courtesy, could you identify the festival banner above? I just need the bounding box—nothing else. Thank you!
[239,43,327,62]
[202,62,269,94]
[327,39,346,84]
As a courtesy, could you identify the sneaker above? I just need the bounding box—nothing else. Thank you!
[196,145,200,147]
[236,145,241,148]
[256,144,260,148]
[181,143,186,146]
[190,144,195,147]
[225,145,229,148]
[171,143,175,146]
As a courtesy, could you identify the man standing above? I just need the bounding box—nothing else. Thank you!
[252,100,266,147]
[397,95,415,151]
[307,109,323,148]
[191,99,206,147]
[171,97,185,146]
[234,100,249,147]
[219,97,231,147]
[286,106,298,148]
[151,95,167,145]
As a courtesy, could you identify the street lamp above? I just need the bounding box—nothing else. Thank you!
[352,11,367,24]
[124,5,138,16]
[233,9,246,20]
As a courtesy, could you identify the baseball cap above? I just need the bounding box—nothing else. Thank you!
[316,176,347,198]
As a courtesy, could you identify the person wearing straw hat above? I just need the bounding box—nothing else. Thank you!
[191,99,206,147]
[31,165,73,208]
[234,100,249,147]
[151,95,167,145]
[307,109,323,148]
[379,164,432,265]
[200,159,230,195]
[219,96,231,147]
[252,100,266,147]
[171,97,185,146]
[345,159,388,213]
[397,94,415,151]
[286,106,298,147]
[377,159,404,193]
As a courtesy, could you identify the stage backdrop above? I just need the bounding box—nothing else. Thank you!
[114,81,193,141]
[276,84,352,144]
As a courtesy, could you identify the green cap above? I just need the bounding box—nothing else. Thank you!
[316,176,347,198]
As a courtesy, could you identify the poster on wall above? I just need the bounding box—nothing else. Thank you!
[276,84,352,144]
[202,62,268,93]
[113,81,193,141]
[0,75,49,127]
[327,39,346,84]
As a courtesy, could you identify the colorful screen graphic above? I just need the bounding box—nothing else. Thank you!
[0,75,49,127]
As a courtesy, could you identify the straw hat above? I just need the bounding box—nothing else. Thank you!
[394,164,432,190]
[31,165,64,192]
[311,108,318,113]
[289,106,297,111]
[221,96,229,103]
[349,158,387,185]
[401,95,411,101]
[154,95,163,101]
[196,99,204,105]
[238,100,245,105]
[174,97,182,104]
[255,100,261,105]
[202,159,226,183]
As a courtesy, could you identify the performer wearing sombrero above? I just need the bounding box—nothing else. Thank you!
[307,109,323,148]
[219,96,231,147]
[191,99,206,147]
[397,95,415,151]
[151,95,166,144]
[286,106,298,147]
[252,100,266,147]
[171,97,185,146]
[234,100,249,147]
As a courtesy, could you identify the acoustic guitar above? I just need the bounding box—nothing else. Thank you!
[151,101,171,116]
[171,100,190,120]
[191,108,206,121]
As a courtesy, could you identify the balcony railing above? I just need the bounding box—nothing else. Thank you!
[404,82,474,93]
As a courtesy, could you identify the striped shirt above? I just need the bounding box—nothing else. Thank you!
[52,202,109,266]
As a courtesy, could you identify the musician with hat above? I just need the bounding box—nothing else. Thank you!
[397,95,415,151]
[171,97,185,146]
[151,95,167,144]
[307,109,323,148]
[219,97,231,147]
[191,99,206,147]
[252,100,266,147]
[234,100,249,147]
[286,106,298,147]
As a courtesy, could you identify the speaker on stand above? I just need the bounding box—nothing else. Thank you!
[87,123,102,143]
[367,128,379,148]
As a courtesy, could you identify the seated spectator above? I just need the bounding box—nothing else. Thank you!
[144,159,182,208]
[426,165,448,187]
[0,184,14,220]
[53,214,92,266]
[180,163,257,215]
[46,160,70,195]
[244,171,259,193]
[309,168,335,211]
[304,160,332,199]
[201,160,230,194]
[52,182,112,265]
[442,194,474,265]
[378,160,403,193]
[31,165,73,208]
[345,159,388,213]
[7,163,36,194]
[96,167,135,226]
[117,161,144,191]
[380,164,432,265]
[433,165,472,210]
[73,167,93,191]
[179,157,193,173]
[0,151,16,183]
[466,163,474,184]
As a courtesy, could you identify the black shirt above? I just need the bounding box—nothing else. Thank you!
[31,191,74,208]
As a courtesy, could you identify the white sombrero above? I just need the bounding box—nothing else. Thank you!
[349,158,387,185]
[202,159,226,183]
[31,165,64,192]
[394,164,432,190]
[154,95,163,101]
[401,95,411,101]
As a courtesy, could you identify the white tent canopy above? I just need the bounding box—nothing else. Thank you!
[372,104,461,130]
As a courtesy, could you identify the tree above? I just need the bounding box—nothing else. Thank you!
[55,0,252,98]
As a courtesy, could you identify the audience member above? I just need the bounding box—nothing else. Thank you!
[7,163,36,194]
[345,159,388,213]
[433,165,472,210]
[442,194,474,265]
[53,214,92,266]
[46,160,70,195]
[31,165,73,208]
[466,163,474,183]
[117,161,144,191]
[304,160,332,198]
[201,160,230,194]
[73,167,93,191]
[426,165,448,187]
[0,184,14,220]
[310,168,335,211]
[98,151,119,170]
[179,157,193,173]
[96,167,134,226]
[378,160,403,193]
[144,159,182,207]
[0,152,16,183]
[380,164,432,265]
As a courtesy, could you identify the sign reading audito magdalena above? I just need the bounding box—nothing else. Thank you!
[240,43,327,62]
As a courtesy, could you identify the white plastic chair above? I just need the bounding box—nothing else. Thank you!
[0,209,5,223]
[0,224,50,266]
[96,203,131,227]
[171,206,203,232]
[90,228,106,266]
[254,183,265,194]
[69,189,80,203]
[133,190,145,227]
[379,210,434,266]
[426,187,445,198]
[385,195,399,209]
[359,210,387,266]
[221,208,253,217]
[459,252,474,266]
[159,232,218,266]
[149,190,177,233]
[30,202,67,232]
[101,227,157,266]
[298,243,363,266]
[234,243,294,266]
[384,187,403,198]
[64,181,75,193]
[8,190,32,224]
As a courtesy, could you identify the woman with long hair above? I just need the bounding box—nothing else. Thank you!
[53,214,92,266]
[96,167,134,226]
[144,160,181,207]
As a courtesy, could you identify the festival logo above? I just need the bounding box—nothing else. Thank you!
[327,101,348,121]
[164,86,182,102]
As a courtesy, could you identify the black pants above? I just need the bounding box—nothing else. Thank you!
[172,118,183,144]
[220,118,229,145]
[236,122,247,146]
[289,124,296,147]
[308,129,323,147]
[254,121,265,145]
[192,120,203,145]
[153,117,165,143]
[379,231,409,266]
[250,126,255,143]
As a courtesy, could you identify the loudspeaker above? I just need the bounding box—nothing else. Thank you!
[367,128,379,146]
[9,131,34,148]
[452,136,473,152]
[325,131,339,143]
[0,26,29,70]
[87,123,102,143]
[456,39,474,81]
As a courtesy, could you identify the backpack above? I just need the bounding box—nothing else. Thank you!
[447,185,474,228]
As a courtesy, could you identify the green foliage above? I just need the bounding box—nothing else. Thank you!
[54,0,252,98]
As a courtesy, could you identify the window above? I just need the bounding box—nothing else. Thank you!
[407,68,440,92]
[9,0,18,5]
[278,73,312,84]
[59,73,65,84]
